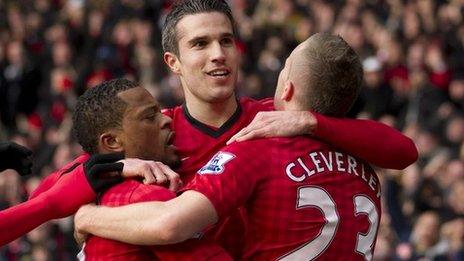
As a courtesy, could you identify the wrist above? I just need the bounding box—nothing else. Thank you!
[75,205,97,233]
[84,153,124,193]
[305,111,318,135]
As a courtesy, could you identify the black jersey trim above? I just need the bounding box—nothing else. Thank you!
[59,162,81,177]
[182,102,242,138]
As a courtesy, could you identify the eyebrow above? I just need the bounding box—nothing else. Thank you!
[137,104,159,116]
[187,36,208,46]
[187,32,235,46]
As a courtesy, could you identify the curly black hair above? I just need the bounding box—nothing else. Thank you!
[72,78,139,154]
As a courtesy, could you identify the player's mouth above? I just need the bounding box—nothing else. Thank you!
[166,131,175,148]
[206,68,231,80]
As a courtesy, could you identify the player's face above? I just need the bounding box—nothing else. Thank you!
[117,87,179,167]
[167,12,239,104]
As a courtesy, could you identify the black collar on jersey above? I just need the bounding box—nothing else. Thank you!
[182,102,242,138]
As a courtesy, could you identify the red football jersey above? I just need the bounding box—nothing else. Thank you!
[16,96,413,255]
[163,97,273,184]
[162,97,272,257]
[186,137,382,261]
[84,179,232,261]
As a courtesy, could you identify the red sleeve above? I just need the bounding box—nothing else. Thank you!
[43,164,97,216]
[28,171,61,199]
[0,193,53,245]
[124,184,233,261]
[312,113,418,169]
[29,153,90,199]
[0,164,96,245]
[184,144,263,219]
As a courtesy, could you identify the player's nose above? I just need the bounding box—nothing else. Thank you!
[161,114,172,129]
[210,42,226,64]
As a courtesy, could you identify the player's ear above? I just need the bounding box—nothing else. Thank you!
[164,52,181,74]
[99,131,124,153]
[281,80,294,102]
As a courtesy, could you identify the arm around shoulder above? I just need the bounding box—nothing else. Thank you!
[312,113,418,169]
[75,190,218,245]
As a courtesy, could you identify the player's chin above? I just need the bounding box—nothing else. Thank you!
[209,87,235,101]
[166,154,181,169]
[164,146,180,168]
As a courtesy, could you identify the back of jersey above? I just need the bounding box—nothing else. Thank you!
[243,137,381,261]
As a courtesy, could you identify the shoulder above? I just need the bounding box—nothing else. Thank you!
[229,137,327,160]
[72,153,91,164]
[224,138,270,155]
[59,153,90,175]
[205,139,272,167]
[227,136,327,154]
[239,97,274,111]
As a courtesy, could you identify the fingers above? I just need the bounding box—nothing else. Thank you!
[147,162,167,185]
[227,123,264,144]
[131,161,157,184]
[74,230,87,247]
[120,159,181,190]
[229,111,314,144]
[121,159,153,180]
[157,163,182,191]
[73,204,95,246]
[147,162,182,191]
[233,129,263,143]
[227,128,248,144]
[129,160,168,186]
[227,112,275,144]
[228,124,270,144]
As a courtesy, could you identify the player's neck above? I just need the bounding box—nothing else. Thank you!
[185,96,238,128]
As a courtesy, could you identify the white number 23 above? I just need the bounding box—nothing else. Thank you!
[279,186,379,261]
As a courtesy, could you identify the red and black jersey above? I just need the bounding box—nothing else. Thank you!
[4,95,416,249]
[162,97,273,257]
[162,97,273,184]
[186,137,382,260]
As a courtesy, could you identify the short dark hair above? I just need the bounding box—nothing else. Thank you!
[72,78,139,154]
[162,0,236,55]
[298,33,363,117]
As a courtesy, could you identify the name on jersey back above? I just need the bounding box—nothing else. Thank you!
[285,150,381,198]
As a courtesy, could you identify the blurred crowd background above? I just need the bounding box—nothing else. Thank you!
[0,0,463,260]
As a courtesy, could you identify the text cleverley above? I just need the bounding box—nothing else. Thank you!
[285,150,381,198]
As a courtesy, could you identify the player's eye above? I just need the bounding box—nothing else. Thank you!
[145,114,156,121]
[221,37,234,46]
[193,40,207,48]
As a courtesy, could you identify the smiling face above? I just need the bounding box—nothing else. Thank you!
[164,12,239,104]
[117,87,179,167]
